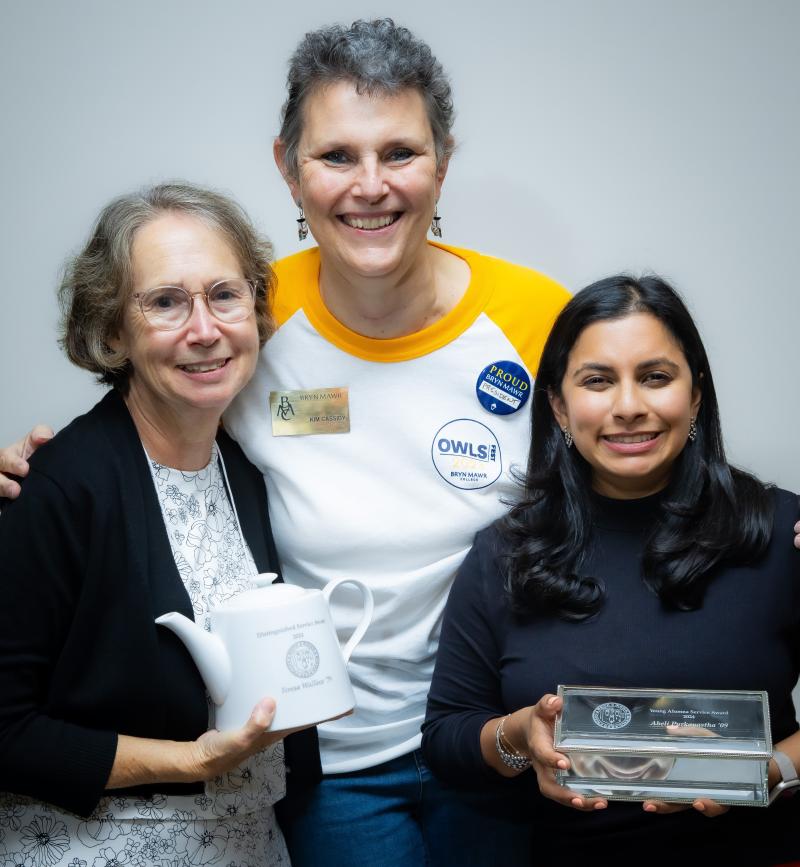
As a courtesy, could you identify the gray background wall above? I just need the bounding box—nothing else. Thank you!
[1,0,798,498]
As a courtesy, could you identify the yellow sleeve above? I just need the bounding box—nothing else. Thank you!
[480,256,571,376]
[271,248,321,328]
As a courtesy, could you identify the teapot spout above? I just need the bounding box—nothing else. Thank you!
[155,612,231,706]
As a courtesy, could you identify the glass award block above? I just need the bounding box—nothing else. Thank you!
[553,686,771,806]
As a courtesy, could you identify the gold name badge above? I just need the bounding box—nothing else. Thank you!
[270,387,350,436]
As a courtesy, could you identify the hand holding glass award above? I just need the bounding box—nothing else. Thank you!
[554,686,773,806]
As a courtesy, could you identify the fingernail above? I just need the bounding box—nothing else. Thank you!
[594,802,606,810]
[254,698,275,724]
[547,696,558,707]
[695,801,705,811]
[571,798,583,808]
[557,759,568,769]
[644,803,656,812]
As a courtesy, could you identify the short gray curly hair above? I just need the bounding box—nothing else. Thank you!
[59,182,275,392]
[278,18,455,178]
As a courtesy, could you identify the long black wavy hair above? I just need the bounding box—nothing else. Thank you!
[500,275,774,620]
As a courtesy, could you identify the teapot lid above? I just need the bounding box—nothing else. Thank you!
[219,574,309,612]
[252,572,281,588]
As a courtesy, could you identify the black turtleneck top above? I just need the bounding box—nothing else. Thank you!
[422,488,800,866]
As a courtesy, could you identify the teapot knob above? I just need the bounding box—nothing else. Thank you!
[252,572,279,588]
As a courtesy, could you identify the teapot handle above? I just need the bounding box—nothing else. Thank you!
[322,577,374,664]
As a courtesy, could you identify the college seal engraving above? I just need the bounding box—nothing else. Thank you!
[592,701,632,730]
[286,640,320,678]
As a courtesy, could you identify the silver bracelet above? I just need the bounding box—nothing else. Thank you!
[495,715,531,771]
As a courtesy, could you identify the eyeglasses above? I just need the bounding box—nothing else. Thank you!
[133,279,256,331]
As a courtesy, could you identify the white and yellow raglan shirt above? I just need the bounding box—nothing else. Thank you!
[224,242,569,774]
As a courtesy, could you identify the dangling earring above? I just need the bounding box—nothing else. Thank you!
[562,426,573,448]
[430,203,442,238]
[688,417,697,442]
[296,203,308,241]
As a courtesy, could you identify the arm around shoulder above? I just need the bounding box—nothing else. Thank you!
[0,425,54,500]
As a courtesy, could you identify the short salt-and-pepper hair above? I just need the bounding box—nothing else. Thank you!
[278,18,455,178]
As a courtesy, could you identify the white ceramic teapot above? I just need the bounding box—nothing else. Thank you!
[155,573,373,732]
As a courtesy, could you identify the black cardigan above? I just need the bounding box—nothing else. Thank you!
[0,389,318,817]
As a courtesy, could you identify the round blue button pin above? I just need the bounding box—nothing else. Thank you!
[475,360,531,416]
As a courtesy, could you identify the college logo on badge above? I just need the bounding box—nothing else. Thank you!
[431,419,502,490]
[592,702,633,730]
[270,387,350,436]
[285,640,320,678]
[475,360,531,416]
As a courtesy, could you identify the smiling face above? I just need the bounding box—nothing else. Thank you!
[114,213,260,428]
[549,313,702,499]
[280,80,448,282]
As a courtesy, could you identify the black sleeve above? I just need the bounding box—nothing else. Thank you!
[0,469,117,816]
[422,530,510,785]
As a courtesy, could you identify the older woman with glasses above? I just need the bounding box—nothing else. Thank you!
[0,183,300,867]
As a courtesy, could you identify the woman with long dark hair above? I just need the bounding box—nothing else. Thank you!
[422,275,800,865]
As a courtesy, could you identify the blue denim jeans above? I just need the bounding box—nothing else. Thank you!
[275,750,531,867]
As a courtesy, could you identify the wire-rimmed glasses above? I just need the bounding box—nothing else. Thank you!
[133,279,256,331]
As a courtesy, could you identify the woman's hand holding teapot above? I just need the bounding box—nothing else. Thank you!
[183,696,289,781]
[183,697,348,782]
[107,696,310,789]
